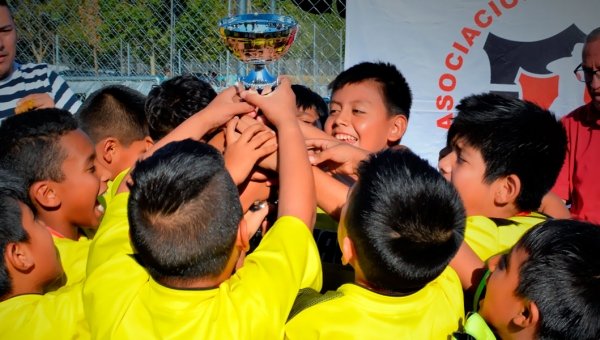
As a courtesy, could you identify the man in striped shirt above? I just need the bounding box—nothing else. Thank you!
[0,1,81,119]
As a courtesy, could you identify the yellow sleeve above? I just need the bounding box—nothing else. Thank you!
[86,192,133,275]
[0,284,90,339]
[224,215,322,338]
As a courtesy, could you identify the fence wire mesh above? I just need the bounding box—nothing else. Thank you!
[11,0,345,97]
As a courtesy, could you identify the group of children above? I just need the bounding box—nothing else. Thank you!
[1,55,600,339]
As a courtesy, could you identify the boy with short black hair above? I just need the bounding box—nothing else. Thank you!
[76,85,153,182]
[457,219,600,340]
[145,74,217,141]
[0,170,89,338]
[325,61,411,152]
[292,84,328,129]
[286,147,466,339]
[84,79,322,338]
[0,108,108,286]
[444,93,566,261]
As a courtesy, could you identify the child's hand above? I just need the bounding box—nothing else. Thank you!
[236,115,279,171]
[224,117,277,185]
[306,139,369,178]
[239,77,297,128]
[203,86,257,132]
[15,93,55,114]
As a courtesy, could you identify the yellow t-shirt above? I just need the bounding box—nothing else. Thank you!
[464,212,547,261]
[84,211,322,339]
[285,266,464,339]
[0,283,90,339]
[53,235,91,287]
[99,168,130,208]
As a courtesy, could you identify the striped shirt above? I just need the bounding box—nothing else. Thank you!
[0,62,81,119]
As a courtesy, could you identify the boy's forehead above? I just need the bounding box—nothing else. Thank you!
[331,79,384,104]
[60,129,96,159]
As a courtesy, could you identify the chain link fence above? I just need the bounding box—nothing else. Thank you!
[11,0,345,98]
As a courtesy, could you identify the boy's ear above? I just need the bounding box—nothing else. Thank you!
[340,235,356,266]
[5,242,35,272]
[100,137,119,164]
[30,181,60,209]
[143,136,154,152]
[512,300,540,329]
[235,218,250,252]
[494,174,521,206]
[387,115,408,144]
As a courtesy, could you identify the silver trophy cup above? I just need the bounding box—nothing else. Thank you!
[219,13,298,90]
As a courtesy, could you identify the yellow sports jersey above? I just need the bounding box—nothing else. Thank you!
[465,212,547,261]
[84,215,322,339]
[53,235,91,287]
[285,266,464,339]
[0,283,90,339]
[99,168,130,208]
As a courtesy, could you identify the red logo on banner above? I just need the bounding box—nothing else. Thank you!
[518,72,559,109]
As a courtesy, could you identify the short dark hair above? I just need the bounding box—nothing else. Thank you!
[515,219,600,339]
[291,84,329,127]
[328,61,412,119]
[447,93,566,212]
[128,139,242,282]
[345,147,465,293]
[0,170,31,299]
[76,85,149,146]
[145,74,217,140]
[0,1,8,8]
[0,108,78,189]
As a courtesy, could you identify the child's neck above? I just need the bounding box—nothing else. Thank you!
[478,203,521,220]
[38,213,80,240]
[158,248,240,290]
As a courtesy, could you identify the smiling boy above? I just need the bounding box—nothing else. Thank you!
[0,108,109,286]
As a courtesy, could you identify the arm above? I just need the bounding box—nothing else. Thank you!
[149,86,255,153]
[48,70,82,113]
[117,86,256,193]
[307,138,370,220]
[241,78,316,230]
[312,167,350,221]
[539,192,571,219]
[449,242,486,294]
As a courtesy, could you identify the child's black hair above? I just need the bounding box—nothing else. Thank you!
[345,147,465,293]
[291,84,329,127]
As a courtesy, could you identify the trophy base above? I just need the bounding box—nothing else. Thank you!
[241,65,277,91]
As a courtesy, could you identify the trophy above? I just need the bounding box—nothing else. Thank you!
[219,13,298,90]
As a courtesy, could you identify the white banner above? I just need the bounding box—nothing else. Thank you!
[346,0,600,165]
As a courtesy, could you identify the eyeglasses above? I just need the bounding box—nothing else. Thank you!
[574,64,600,83]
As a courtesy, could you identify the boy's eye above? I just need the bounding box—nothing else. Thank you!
[329,108,340,115]
[88,165,96,173]
[352,109,365,114]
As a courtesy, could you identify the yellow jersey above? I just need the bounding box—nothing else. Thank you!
[285,266,464,339]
